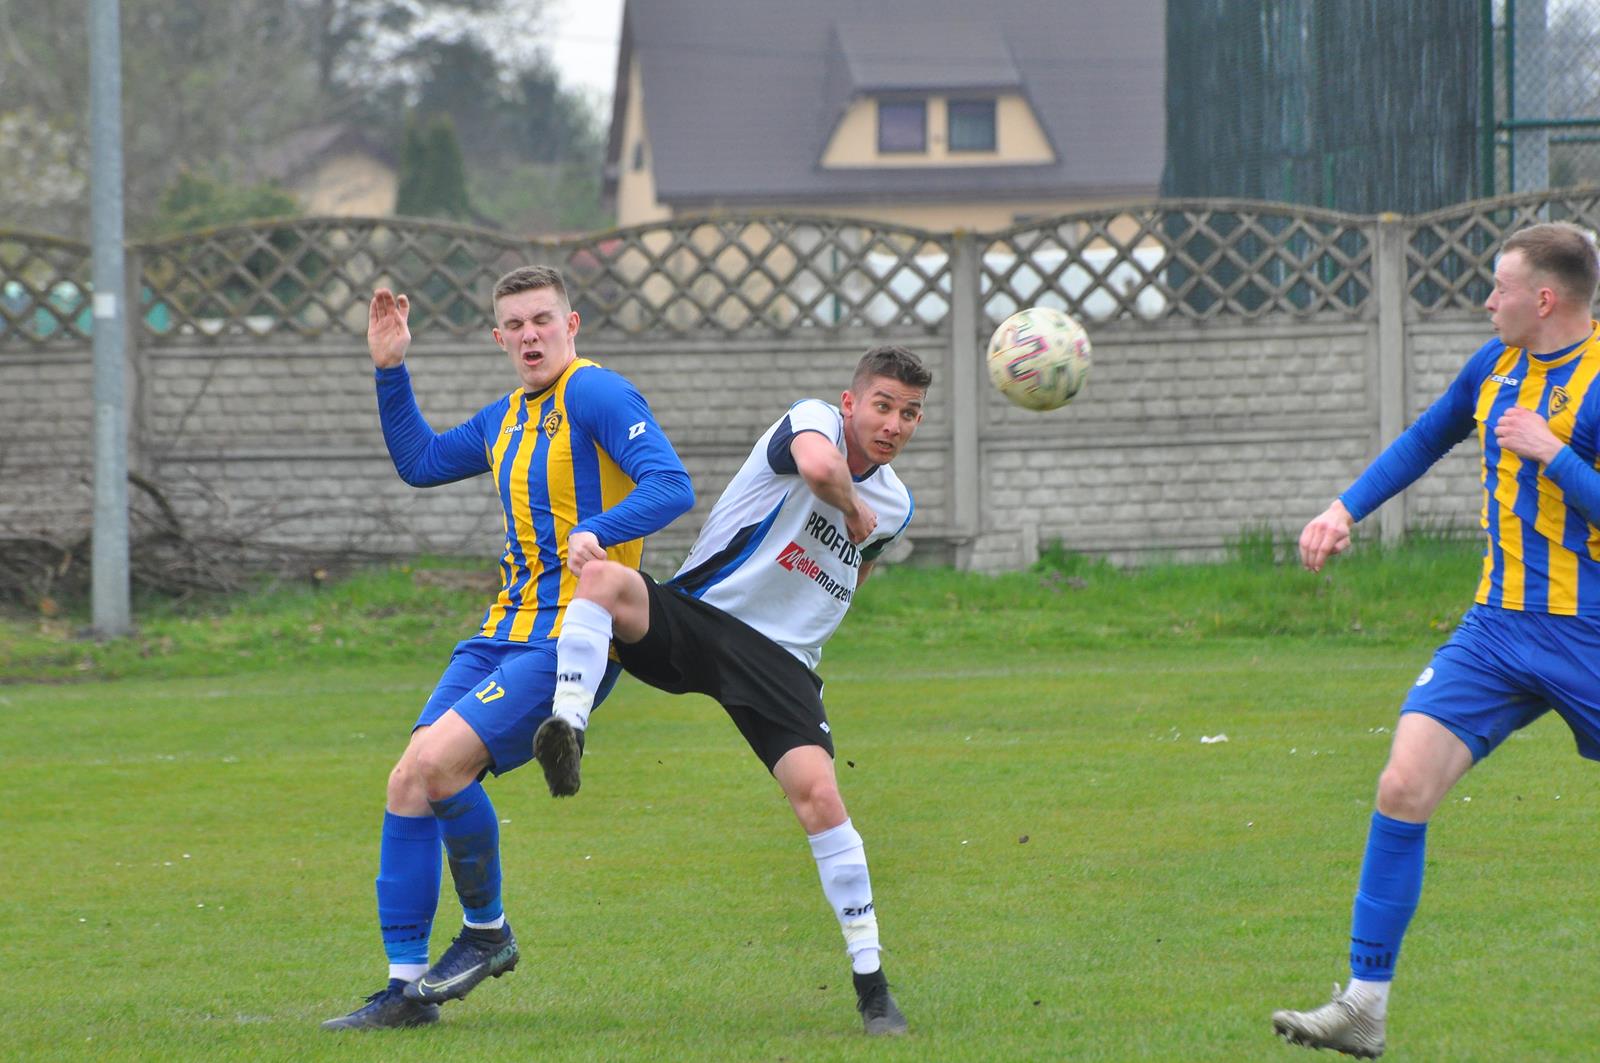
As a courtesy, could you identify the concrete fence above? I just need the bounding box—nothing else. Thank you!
[4,189,1598,574]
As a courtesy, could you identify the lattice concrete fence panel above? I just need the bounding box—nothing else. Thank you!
[968,320,1378,568]
[0,348,97,541]
[6,189,1600,579]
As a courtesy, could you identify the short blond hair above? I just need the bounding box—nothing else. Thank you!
[1502,222,1600,305]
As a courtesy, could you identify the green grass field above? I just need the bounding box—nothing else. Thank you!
[5,540,1599,1061]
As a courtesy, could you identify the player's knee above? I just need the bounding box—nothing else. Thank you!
[386,755,427,810]
[411,739,471,799]
[1375,762,1437,820]
[793,780,847,831]
[576,560,628,609]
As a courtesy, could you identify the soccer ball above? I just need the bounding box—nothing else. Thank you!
[985,307,1092,411]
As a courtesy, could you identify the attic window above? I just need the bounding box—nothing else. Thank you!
[877,100,926,153]
[631,141,646,171]
[948,99,996,152]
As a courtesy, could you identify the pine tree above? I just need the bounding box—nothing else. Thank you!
[395,112,472,220]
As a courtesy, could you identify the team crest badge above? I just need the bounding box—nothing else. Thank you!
[543,410,563,438]
[1550,386,1570,417]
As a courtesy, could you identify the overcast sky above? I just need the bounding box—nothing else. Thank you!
[545,0,625,110]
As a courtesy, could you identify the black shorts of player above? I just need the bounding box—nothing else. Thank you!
[613,575,834,771]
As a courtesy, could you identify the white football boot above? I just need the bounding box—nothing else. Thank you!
[1272,983,1386,1059]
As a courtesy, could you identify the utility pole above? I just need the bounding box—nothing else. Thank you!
[89,0,131,636]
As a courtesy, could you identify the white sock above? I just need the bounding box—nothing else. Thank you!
[807,819,881,969]
[1344,978,1390,1017]
[389,962,428,982]
[463,914,506,931]
[554,598,614,730]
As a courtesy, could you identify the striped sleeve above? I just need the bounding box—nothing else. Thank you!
[564,366,694,544]
[374,364,493,486]
[1546,447,1600,529]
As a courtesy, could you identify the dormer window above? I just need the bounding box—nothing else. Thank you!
[948,99,996,152]
[877,100,926,153]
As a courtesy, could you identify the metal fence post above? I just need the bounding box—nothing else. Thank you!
[1372,212,1409,545]
[948,230,980,566]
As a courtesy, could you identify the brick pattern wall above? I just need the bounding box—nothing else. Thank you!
[60,332,952,578]
[969,320,1378,565]
[0,350,97,540]
[0,316,1501,575]
[1403,320,1493,539]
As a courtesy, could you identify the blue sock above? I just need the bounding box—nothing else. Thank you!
[375,812,442,967]
[1349,811,1428,982]
[430,781,504,924]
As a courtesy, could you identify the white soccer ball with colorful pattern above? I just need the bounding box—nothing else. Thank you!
[986,307,1092,411]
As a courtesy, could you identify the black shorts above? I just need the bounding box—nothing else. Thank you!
[614,576,834,770]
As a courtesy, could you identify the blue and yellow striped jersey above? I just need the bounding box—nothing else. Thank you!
[1343,325,1600,616]
[375,357,693,642]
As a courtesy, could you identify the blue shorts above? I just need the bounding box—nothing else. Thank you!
[1401,604,1600,762]
[416,636,621,775]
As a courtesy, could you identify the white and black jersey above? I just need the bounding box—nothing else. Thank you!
[668,399,914,670]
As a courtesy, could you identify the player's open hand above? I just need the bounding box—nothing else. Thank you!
[1494,405,1563,465]
[368,288,411,369]
[567,530,606,576]
[1298,499,1353,573]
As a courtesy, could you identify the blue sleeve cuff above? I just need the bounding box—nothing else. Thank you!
[1547,446,1600,529]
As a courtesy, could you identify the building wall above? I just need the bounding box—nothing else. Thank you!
[291,153,398,216]
[820,94,1054,168]
[614,61,672,228]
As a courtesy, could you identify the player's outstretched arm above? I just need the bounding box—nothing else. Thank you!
[370,286,489,487]
[368,288,411,369]
[791,431,877,543]
[1298,499,1353,573]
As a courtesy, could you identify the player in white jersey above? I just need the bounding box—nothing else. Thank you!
[534,345,930,1035]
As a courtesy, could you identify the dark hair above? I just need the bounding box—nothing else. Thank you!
[1502,222,1600,305]
[492,265,571,312]
[852,345,932,393]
